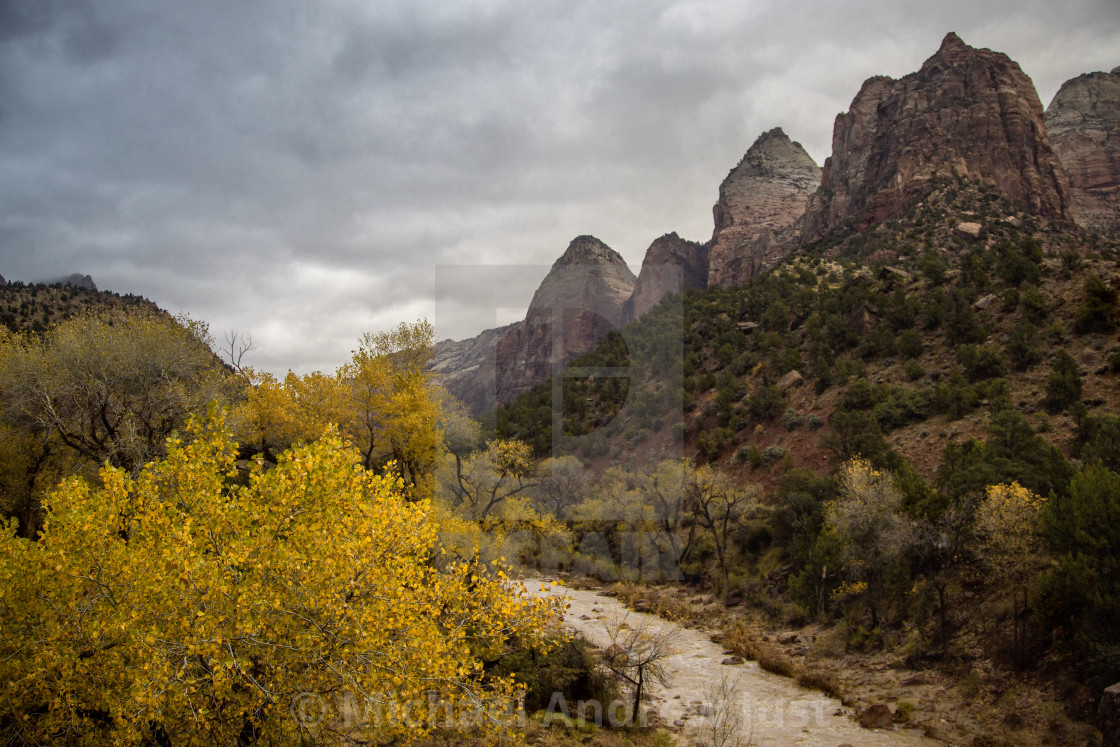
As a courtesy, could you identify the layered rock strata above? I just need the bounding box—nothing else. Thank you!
[492,235,636,405]
[621,232,708,323]
[708,128,820,285]
[1046,67,1120,237]
[429,324,515,416]
[801,32,1071,241]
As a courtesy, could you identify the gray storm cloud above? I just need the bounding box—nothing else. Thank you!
[0,0,1116,374]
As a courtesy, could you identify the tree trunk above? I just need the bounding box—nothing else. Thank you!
[631,666,644,726]
[937,582,948,657]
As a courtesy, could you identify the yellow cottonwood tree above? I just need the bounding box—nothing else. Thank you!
[233,369,349,459]
[974,481,1047,663]
[342,324,441,496]
[435,438,568,570]
[232,320,443,499]
[0,310,235,537]
[0,413,558,745]
[824,457,916,627]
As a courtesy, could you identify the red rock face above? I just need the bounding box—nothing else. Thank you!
[492,235,636,406]
[802,32,1072,241]
[707,128,820,285]
[1046,67,1120,237]
[430,236,636,413]
[621,232,707,324]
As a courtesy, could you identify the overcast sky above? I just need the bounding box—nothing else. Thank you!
[1,0,1117,374]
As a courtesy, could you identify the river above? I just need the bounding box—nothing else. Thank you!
[522,579,944,746]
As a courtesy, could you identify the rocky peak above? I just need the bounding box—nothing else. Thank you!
[527,235,635,325]
[622,232,708,323]
[428,236,638,413]
[801,33,1071,241]
[43,273,98,291]
[488,236,637,406]
[708,127,821,286]
[1046,67,1120,237]
[936,31,968,55]
[551,234,627,267]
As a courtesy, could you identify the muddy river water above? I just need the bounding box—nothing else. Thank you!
[523,579,944,746]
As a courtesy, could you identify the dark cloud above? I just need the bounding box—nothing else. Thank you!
[0,0,1117,373]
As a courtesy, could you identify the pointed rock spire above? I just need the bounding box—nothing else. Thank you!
[801,33,1071,241]
[708,128,820,286]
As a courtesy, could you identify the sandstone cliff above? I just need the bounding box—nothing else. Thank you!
[432,236,637,413]
[621,232,708,323]
[801,32,1071,241]
[707,128,820,285]
[1046,67,1120,237]
[492,235,636,405]
[429,324,516,416]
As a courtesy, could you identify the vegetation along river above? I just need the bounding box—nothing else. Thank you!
[524,579,943,746]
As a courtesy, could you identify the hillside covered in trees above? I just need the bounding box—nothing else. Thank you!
[491,177,1120,742]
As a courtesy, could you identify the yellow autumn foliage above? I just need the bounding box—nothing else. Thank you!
[230,320,443,500]
[0,411,558,745]
[974,481,1047,588]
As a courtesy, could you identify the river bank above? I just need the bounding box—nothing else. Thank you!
[523,578,942,746]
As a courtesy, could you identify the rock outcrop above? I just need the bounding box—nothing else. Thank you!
[801,32,1071,241]
[1046,67,1120,237]
[708,128,820,285]
[621,232,707,323]
[429,324,516,416]
[493,235,636,405]
[44,273,98,291]
[1102,682,1120,747]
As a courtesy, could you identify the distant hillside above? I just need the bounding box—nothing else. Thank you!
[496,177,1120,489]
[0,279,167,334]
[493,33,1120,483]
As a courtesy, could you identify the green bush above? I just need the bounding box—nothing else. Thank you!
[489,636,617,713]
[919,251,949,284]
[956,344,1006,382]
[1043,351,1083,413]
[827,409,890,465]
[1073,274,1117,334]
[872,387,930,430]
[1076,414,1120,471]
[1035,465,1120,689]
[1107,348,1120,374]
[1005,322,1043,371]
[946,288,987,344]
[930,372,980,419]
[747,385,784,421]
[760,445,786,466]
[840,378,878,411]
[898,329,923,359]
[1017,285,1049,325]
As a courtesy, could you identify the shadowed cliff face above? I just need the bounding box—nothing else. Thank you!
[493,235,636,406]
[707,128,820,286]
[1046,67,1120,237]
[801,32,1072,241]
[621,232,708,324]
[429,324,515,416]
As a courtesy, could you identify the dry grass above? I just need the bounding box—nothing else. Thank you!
[795,667,842,700]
